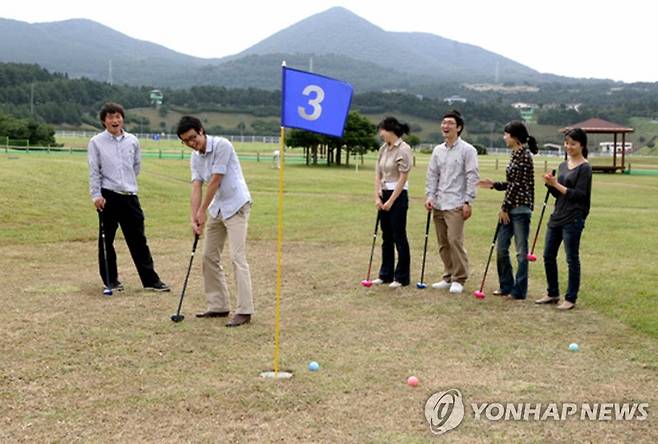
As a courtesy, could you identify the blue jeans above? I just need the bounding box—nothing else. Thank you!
[496,210,531,299]
[543,218,585,303]
[379,190,410,285]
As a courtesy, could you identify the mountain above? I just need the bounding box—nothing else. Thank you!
[0,17,214,85]
[0,8,569,91]
[240,7,544,83]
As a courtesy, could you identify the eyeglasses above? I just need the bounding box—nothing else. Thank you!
[180,133,200,145]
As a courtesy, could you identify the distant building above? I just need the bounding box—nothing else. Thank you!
[511,102,539,123]
[149,89,164,107]
[443,95,467,105]
[600,141,632,154]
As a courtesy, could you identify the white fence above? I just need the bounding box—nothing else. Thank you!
[55,131,280,144]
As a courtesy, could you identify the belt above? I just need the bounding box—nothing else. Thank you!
[103,188,136,196]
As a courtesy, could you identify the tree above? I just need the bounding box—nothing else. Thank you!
[286,111,378,166]
[286,129,326,165]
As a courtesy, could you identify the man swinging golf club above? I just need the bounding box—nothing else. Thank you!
[176,116,254,327]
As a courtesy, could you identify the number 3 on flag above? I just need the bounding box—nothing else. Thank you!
[298,85,324,121]
[281,66,353,138]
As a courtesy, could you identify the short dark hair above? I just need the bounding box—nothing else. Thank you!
[176,115,205,137]
[99,102,125,124]
[564,127,588,158]
[442,110,464,135]
[377,116,410,137]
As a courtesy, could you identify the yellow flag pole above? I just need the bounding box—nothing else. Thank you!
[273,125,285,375]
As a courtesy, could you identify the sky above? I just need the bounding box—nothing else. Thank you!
[3,0,657,83]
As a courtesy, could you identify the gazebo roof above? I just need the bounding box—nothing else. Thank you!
[561,118,634,134]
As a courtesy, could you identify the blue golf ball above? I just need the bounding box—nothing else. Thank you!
[308,361,320,372]
[568,343,579,352]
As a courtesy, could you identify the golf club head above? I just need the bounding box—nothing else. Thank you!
[103,288,113,296]
[360,280,373,288]
[416,282,427,289]
[170,314,185,323]
[473,290,485,299]
[527,253,537,262]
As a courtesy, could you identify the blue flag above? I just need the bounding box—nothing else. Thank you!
[281,66,353,137]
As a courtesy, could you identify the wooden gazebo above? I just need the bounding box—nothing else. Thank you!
[561,118,634,173]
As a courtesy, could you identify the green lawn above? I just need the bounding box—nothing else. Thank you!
[0,152,656,441]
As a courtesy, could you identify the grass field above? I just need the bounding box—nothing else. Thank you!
[1,151,656,442]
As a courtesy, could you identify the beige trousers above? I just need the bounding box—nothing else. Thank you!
[203,203,254,314]
[433,208,469,284]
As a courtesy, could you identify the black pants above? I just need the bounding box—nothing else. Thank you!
[98,189,160,287]
[378,190,410,285]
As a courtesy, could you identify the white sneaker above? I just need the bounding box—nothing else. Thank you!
[449,282,464,294]
[389,281,402,288]
[371,279,384,285]
[431,280,451,290]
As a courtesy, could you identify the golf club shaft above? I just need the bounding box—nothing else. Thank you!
[174,234,199,317]
[478,222,502,292]
[529,169,556,255]
[365,212,380,281]
[419,210,431,283]
[97,210,112,290]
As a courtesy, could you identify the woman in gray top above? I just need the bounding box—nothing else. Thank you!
[535,128,592,310]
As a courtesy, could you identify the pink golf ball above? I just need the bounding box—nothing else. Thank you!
[407,376,419,387]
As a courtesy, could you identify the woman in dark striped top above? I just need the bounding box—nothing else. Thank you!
[479,121,537,300]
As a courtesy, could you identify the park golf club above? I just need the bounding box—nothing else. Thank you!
[527,169,556,262]
[360,212,380,287]
[473,222,502,299]
[171,234,199,323]
[416,210,432,289]
[97,209,112,296]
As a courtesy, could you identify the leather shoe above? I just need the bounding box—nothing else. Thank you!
[535,295,559,304]
[195,311,230,318]
[493,289,509,296]
[226,313,251,327]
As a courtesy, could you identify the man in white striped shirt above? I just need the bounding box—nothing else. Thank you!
[88,102,169,293]
[425,110,479,294]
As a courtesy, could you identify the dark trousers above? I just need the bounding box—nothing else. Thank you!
[496,211,531,299]
[543,218,585,303]
[378,190,410,285]
[98,189,160,287]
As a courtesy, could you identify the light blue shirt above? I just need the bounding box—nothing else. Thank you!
[425,137,479,210]
[191,136,252,220]
[88,130,141,200]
